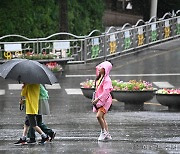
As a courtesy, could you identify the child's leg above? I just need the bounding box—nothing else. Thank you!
[33,126,43,134]
[36,115,55,137]
[96,110,105,130]
[22,124,29,137]
[27,127,36,140]
[14,122,29,145]
[21,116,30,139]
[102,115,108,132]
[102,114,112,140]
[32,125,49,144]
[27,114,46,136]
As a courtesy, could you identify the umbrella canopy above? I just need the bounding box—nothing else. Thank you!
[0,59,58,85]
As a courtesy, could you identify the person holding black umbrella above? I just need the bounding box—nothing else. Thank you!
[27,84,56,144]
[14,84,56,145]
[18,83,49,144]
[0,59,58,145]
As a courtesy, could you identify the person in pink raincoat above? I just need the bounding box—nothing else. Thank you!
[91,61,113,141]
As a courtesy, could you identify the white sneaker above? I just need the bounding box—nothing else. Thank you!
[98,132,104,141]
[106,133,112,140]
[98,132,108,141]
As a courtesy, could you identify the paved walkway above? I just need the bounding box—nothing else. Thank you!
[0,38,180,153]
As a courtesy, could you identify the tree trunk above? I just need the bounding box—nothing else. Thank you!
[59,0,68,39]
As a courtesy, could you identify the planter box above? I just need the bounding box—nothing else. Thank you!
[81,88,95,99]
[53,71,63,78]
[112,90,155,111]
[156,94,180,111]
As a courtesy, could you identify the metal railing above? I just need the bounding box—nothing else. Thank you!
[0,11,180,63]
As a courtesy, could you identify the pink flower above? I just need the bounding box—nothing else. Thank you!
[156,88,180,94]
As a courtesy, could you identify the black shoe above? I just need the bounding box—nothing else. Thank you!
[14,138,27,146]
[27,138,36,144]
[39,136,49,144]
[49,131,56,142]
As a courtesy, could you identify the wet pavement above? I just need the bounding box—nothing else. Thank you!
[0,38,180,153]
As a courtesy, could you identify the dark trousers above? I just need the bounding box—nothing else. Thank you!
[27,115,53,139]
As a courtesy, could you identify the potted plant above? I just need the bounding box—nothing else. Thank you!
[112,80,156,110]
[45,62,63,78]
[80,79,95,99]
[156,89,180,111]
[19,53,55,60]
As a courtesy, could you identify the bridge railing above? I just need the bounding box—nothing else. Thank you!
[0,11,179,63]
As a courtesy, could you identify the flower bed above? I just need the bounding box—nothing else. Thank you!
[80,79,95,88]
[80,80,156,111]
[20,53,55,60]
[156,88,180,111]
[80,79,95,99]
[156,88,180,94]
[112,80,155,110]
[80,79,155,91]
[112,80,154,91]
[46,62,63,73]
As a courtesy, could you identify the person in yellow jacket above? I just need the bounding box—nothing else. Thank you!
[20,83,49,144]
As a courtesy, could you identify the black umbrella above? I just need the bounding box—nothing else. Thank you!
[0,59,58,85]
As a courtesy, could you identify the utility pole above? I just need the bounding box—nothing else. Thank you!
[150,0,158,18]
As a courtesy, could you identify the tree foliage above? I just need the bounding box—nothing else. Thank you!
[0,0,59,38]
[0,0,178,38]
[0,0,104,38]
[68,0,104,36]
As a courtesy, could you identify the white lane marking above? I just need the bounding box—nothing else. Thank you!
[153,82,174,88]
[8,84,61,90]
[45,84,61,89]
[65,89,83,95]
[144,102,161,106]
[8,84,23,90]
[66,73,180,77]
[0,89,5,95]
[66,75,95,77]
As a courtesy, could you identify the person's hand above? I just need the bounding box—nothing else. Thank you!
[22,83,25,88]
[19,100,24,105]
[92,98,99,105]
[19,97,25,105]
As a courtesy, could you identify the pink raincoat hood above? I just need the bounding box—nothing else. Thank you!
[96,61,112,77]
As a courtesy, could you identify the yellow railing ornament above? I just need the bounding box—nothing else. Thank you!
[15,51,23,57]
[138,34,144,46]
[4,51,12,59]
[109,34,117,54]
[164,27,170,38]
[164,20,170,38]
[137,27,144,46]
[109,41,116,54]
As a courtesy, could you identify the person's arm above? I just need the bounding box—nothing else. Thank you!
[21,84,27,97]
[20,84,27,105]
[40,84,49,99]
[92,98,99,105]
[97,81,112,103]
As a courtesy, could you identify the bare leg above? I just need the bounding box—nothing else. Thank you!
[22,124,29,137]
[96,110,105,130]
[33,126,43,134]
[32,125,49,144]
[102,115,108,132]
